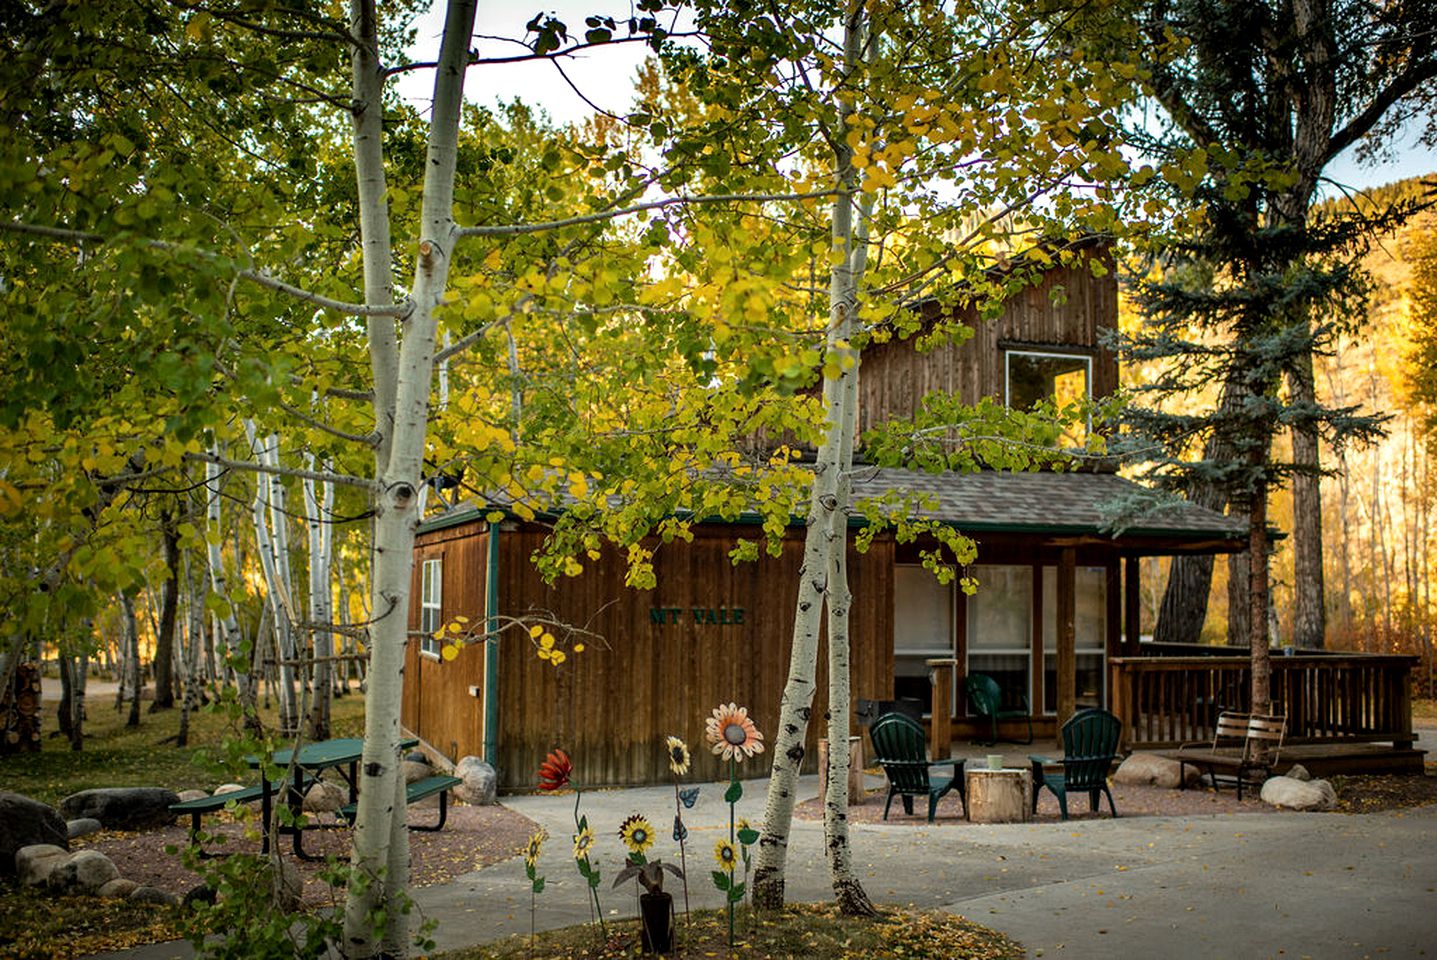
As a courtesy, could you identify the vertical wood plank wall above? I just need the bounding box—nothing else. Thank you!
[406,519,895,789]
[403,524,489,764]
[856,252,1119,436]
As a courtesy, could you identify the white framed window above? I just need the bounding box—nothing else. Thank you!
[1004,349,1092,446]
[1041,565,1107,714]
[893,566,956,714]
[420,557,443,658]
[965,564,1033,715]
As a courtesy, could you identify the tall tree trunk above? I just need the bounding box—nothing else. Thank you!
[177,549,205,747]
[57,654,74,742]
[304,453,335,740]
[1248,477,1272,716]
[755,1,869,911]
[72,648,86,752]
[123,594,142,728]
[1154,383,1246,643]
[151,517,180,709]
[341,1,476,954]
[1289,351,1325,649]
[1228,551,1250,647]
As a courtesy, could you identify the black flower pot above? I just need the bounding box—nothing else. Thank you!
[639,891,675,953]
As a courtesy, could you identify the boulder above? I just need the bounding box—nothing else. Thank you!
[176,789,209,803]
[0,791,68,875]
[1113,752,1199,789]
[183,883,217,908]
[402,759,432,785]
[67,818,104,840]
[16,844,69,887]
[301,780,347,814]
[99,878,140,899]
[454,756,497,806]
[129,885,180,906]
[60,787,180,830]
[1260,775,1337,811]
[1285,764,1312,782]
[213,783,247,796]
[47,849,120,895]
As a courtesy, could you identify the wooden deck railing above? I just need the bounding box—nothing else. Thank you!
[1108,654,1417,750]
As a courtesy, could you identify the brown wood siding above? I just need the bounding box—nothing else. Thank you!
[404,525,490,764]
[490,522,895,789]
[857,251,1118,437]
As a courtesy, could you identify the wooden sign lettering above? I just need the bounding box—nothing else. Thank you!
[649,606,745,626]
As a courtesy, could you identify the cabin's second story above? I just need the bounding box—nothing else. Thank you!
[856,243,1118,440]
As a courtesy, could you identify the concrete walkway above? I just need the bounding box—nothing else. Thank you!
[98,731,1437,959]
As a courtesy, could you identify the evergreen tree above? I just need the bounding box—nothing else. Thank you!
[1126,0,1437,648]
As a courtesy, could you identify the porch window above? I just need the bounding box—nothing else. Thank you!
[1041,565,1106,714]
[965,565,1033,714]
[893,566,954,714]
[420,557,443,658]
[1004,349,1091,446]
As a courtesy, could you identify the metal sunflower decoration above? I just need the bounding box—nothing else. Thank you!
[704,702,763,945]
[536,748,604,937]
[523,831,545,949]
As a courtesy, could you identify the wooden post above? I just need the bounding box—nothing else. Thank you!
[1058,548,1077,730]
[927,657,956,760]
[1124,556,1142,656]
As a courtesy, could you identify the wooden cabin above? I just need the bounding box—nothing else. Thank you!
[402,249,1416,790]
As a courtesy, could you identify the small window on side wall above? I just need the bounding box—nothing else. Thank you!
[420,557,442,658]
[1004,350,1091,446]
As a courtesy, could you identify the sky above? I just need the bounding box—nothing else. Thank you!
[396,3,1436,197]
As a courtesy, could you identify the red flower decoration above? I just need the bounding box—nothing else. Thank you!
[536,749,573,791]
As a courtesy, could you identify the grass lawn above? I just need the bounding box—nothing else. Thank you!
[1413,698,1437,721]
[3,685,367,806]
[446,903,1024,960]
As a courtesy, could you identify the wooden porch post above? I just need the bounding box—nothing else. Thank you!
[1124,556,1142,656]
[927,657,956,759]
[1057,548,1077,729]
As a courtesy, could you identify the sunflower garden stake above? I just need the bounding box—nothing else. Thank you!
[537,749,606,938]
[523,831,544,955]
[704,703,764,946]
[618,814,655,914]
[736,817,759,925]
[664,735,697,926]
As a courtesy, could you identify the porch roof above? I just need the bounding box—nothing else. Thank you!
[852,468,1249,550]
[419,467,1249,553]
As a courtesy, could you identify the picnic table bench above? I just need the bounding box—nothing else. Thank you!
[1158,711,1287,801]
[338,774,464,832]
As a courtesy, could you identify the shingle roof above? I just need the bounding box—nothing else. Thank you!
[852,467,1247,540]
[420,467,1247,545]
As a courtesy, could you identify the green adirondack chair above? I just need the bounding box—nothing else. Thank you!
[868,713,967,823]
[964,672,1033,746]
[1029,707,1122,820]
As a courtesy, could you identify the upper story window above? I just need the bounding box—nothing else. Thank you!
[420,557,443,658]
[1004,349,1091,446]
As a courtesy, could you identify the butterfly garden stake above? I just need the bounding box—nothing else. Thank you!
[664,735,697,925]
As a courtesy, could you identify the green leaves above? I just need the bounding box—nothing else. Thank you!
[723,780,743,804]
[711,870,730,891]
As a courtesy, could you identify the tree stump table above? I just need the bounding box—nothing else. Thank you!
[965,768,1032,823]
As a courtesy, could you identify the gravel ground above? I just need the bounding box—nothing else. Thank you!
[76,801,539,904]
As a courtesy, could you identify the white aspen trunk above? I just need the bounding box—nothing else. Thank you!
[754,1,866,911]
[342,1,477,954]
[177,548,204,747]
[244,423,300,733]
[823,182,875,915]
[304,451,335,739]
[204,456,248,699]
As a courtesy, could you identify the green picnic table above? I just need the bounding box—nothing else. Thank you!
[251,736,419,860]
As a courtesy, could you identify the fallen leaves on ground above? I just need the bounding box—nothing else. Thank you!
[0,888,182,959]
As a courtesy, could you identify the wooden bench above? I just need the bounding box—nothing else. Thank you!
[339,774,464,832]
[1160,712,1286,801]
